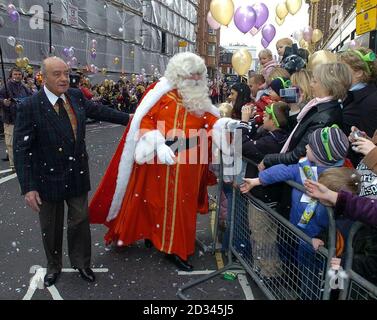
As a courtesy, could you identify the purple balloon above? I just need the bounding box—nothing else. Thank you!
[261,38,270,49]
[262,24,276,43]
[234,6,256,34]
[91,50,97,59]
[9,10,20,23]
[252,3,269,29]
[63,47,70,57]
[71,57,78,67]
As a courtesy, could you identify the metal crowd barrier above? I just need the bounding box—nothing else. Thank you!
[339,222,377,300]
[178,157,337,300]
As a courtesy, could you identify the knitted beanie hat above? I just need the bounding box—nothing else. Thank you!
[308,126,349,166]
[270,77,290,96]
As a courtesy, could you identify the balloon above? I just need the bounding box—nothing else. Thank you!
[303,26,313,42]
[113,57,120,64]
[63,47,70,57]
[299,39,309,49]
[349,39,361,49]
[286,0,302,15]
[7,36,16,47]
[234,6,257,34]
[207,11,221,30]
[292,30,303,41]
[307,50,337,71]
[71,57,78,67]
[15,58,23,68]
[312,29,323,43]
[90,49,97,59]
[231,48,252,76]
[67,61,72,68]
[252,3,269,29]
[7,4,16,13]
[262,24,276,43]
[21,57,29,68]
[104,79,110,87]
[9,10,20,23]
[276,3,288,20]
[101,68,107,75]
[15,44,24,55]
[275,16,285,26]
[119,27,124,33]
[141,68,146,74]
[99,86,105,94]
[68,47,75,58]
[250,27,261,36]
[209,0,234,26]
[0,17,5,28]
[90,64,96,73]
[50,45,56,54]
[91,39,97,48]
[261,38,270,49]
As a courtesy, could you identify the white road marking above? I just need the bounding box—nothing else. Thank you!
[178,269,246,276]
[23,267,109,300]
[0,169,13,174]
[238,274,255,300]
[0,173,17,185]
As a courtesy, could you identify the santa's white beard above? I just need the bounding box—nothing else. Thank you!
[177,79,213,116]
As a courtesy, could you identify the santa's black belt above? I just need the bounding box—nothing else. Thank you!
[165,136,199,153]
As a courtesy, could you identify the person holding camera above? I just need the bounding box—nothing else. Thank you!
[0,67,32,171]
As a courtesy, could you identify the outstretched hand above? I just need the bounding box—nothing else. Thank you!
[304,180,338,207]
[240,178,260,194]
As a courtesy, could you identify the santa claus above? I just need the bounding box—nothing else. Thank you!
[89,52,239,271]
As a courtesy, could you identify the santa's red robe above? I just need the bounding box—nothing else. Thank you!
[89,78,222,260]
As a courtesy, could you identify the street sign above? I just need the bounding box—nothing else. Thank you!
[356,7,377,35]
[356,0,377,13]
[67,4,79,26]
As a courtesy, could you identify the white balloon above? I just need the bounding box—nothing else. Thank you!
[7,36,16,47]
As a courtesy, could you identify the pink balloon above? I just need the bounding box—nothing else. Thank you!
[262,24,276,43]
[303,26,313,42]
[261,38,270,49]
[207,12,221,30]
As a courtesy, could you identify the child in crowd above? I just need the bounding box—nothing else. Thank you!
[259,49,278,80]
[241,126,350,299]
[218,102,233,118]
[276,38,293,62]
[248,74,266,102]
[266,67,291,86]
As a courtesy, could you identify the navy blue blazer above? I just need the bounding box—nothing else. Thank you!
[13,88,130,201]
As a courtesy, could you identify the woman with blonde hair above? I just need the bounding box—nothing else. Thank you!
[339,47,377,166]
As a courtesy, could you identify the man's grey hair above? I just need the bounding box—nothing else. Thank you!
[41,56,68,76]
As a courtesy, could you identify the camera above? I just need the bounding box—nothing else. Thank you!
[351,130,366,140]
[69,73,81,88]
[280,87,300,104]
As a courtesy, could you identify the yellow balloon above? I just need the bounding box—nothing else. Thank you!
[15,58,23,68]
[15,44,24,55]
[299,39,308,48]
[101,68,107,75]
[275,16,285,26]
[22,57,30,68]
[231,48,252,76]
[276,3,288,20]
[210,0,234,26]
[99,86,105,94]
[113,57,120,65]
[308,50,338,71]
[286,0,302,15]
[104,79,110,87]
[312,29,323,43]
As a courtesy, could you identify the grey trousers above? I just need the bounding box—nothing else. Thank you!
[38,193,91,273]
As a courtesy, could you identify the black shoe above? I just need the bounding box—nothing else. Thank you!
[44,271,60,287]
[77,267,95,282]
[166,254,193,272]
[144,239,153,249]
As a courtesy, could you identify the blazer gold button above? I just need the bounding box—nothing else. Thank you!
[59,148,63,152]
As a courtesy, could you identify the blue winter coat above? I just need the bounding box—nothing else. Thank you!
[259,162,330,238]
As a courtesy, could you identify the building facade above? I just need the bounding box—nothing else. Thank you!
[307,0,376,52]
[0,0,198,79]
[196,0,221,79]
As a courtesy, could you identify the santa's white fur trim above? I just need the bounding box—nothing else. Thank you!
[134,130,165,164]
[107,77,173,222]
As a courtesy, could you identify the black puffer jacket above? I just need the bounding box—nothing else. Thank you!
[263,100,343,168]
[343,84,377,166]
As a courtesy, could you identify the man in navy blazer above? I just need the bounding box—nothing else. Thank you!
[13,57,130,287]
